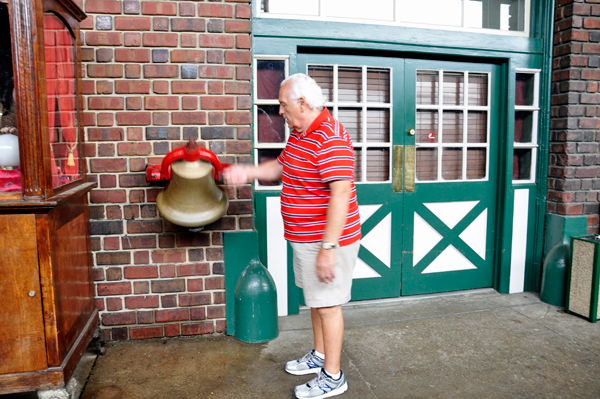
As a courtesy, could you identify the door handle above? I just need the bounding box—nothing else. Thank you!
[404,145,415,193]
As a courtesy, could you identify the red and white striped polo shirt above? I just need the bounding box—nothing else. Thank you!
[277,108,361,246]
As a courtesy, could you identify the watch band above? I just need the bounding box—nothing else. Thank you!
[322,241,336,250]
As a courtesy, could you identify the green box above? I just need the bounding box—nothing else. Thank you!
[566,235,600,323]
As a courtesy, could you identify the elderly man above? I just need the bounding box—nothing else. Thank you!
[225,73,360,399]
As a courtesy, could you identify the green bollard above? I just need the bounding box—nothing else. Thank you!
[540,235,570,307]
[234,258,278,343]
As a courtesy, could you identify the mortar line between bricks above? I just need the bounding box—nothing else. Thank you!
[341,347,380,399]
[281,302,544,332]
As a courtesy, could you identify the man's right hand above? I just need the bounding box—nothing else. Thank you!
[223,164,252,186]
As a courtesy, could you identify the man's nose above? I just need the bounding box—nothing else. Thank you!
[279,105,284,115]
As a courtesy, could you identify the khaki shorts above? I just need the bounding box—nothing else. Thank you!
[290,241,360,308]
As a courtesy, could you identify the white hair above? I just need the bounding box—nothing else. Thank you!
[281,73,326,111]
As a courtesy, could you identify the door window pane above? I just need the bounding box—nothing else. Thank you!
[338,67,362,103]
[467,148,486,179]
[466,0,526,31]
[467,111,487,143]
[468,73,488,106]
[442,148,462,180]
[367,68,390,103]
[514,111,533,143]
[367,148,389,182]
[354,149,362,181]
[515,73,535,106]
[417,71,439,105]
[338,108,362,142]
[308,65,334,102]
[366,109,390,143]
[416,111,438,144]
[257,105,285,143]
[443,72,464,106]
[513,148,532,180]
[416,148,438,181]
[257,149,283,186]
[442,111,463,143]
[257,60,285,100]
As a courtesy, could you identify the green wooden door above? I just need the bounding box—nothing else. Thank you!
[297,55,500,300]
[401,59,500,296]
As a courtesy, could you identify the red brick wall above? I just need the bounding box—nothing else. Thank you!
[550,0,600,234]
[80,0,253,341]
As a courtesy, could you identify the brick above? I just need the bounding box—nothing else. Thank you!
[127,220,162,234]
[181,322,214,335]
[207,305,225,319]
[86,0,122,14]
[124,266,159,279]
[141,1,177,15]
[207,19,224,33]
[187,278,204,292]
[90,158,127,173]
[190,307,206,320]
[114,16,151,31]
[152,279,186,293]
[201,126,235,140]
[205,277,224,290]
[144,65,179,78]
[130,326,163,340]
[155,309,189,322]
[115,49,150,63]
[144,96,179,110]
[182,96,199,110]
[86,32,123,46]
[142,33,178,47]
[226,112,252,125]
[116,112,152,126]
[88,128,124,141]
[225,81,251,94]
[171,18,206,32]
[209,112,224,125]
[178,293,211,307]
[146,127,180,140]
[124,0,140,14]
[171,50,206,63]
[165,324,180,337]
[154,17,169,31]
[236,35,251,49]
[178,263,210,277]
[179,2,196,16]
[138,311,153,324]
[88,97,124,110]
[134,281,150,294]
[152,249,186,263]
[236,4,251,19]
[87,64,123,78]
[125,295,159,309]
[225,50,252,64]
[124,32,142,47]
[200,34,235,48]
[225,20,251,33]
[101,311,137,326]
[201,96,235,110]
[198,3,234,18]
[90,190,127,204]
[199,65,235,79]
[105,266,122,280]
[172,112,207,125]
[181,33,198,48]
[97,282,132,296]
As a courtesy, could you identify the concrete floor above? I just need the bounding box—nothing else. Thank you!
[4,290,600,398]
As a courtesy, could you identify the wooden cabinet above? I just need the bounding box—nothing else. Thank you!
[0,0,97,395]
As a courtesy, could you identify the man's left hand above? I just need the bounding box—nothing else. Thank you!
[316,248,336,284]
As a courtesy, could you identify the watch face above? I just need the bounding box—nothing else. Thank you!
[322,242,335,249]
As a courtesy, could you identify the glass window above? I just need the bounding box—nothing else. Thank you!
[259,0,530,36]
[513,70,539,183]
[415,70,490,182]
[44,13,81,188]
[253,57,289,189]
[309,64,392,183]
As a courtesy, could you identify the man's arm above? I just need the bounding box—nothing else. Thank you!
[316,179,352,284]
[224,159,283,185]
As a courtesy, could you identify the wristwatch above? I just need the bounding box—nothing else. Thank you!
[322,242,337,250]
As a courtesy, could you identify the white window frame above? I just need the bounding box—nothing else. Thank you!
[256,0,531,38]
[307,63,394,184]
[512,68,540,185]
[253,55,289,190]
[415,69,491,183]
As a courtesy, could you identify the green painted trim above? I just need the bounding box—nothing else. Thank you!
[590,244,599,322]
[224,231,260,336]
[565,236,574,314]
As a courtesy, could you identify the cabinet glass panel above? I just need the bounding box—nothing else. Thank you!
[468,73,488,106]
[338,108,362,142]
[0,4,20,194]
[366,109,390,143]
[309,65,334,102]
[416,111,438,144]
[442,111,463,143]
[257,60,285,100]
[442,148,462,180]
[257,106,285,143]
[515,73,535,106]
[514,111,534,143]
[466,0,526,31]
[338,67,362,103]
[366,148,389,182]
[417,71,439,105]
[416,148,438,181]
[443,72,464,106]
[257,149,282,186]
[467,148,486,179]
[513,148,532,180]
[467,111,487,143]
[367,68,391,103]
[44,13,81,188]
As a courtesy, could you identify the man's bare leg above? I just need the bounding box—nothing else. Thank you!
[311,305,344,374]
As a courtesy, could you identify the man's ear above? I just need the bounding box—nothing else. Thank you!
[298,97,306,112]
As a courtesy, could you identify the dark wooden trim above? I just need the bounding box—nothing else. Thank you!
[61,309,98,385]
[0,182,96,212]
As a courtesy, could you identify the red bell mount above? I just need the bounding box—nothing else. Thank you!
[146,137,229,182]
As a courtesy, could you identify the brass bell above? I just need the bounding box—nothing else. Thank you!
[156,159,228,228]
[148,137,229,228]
